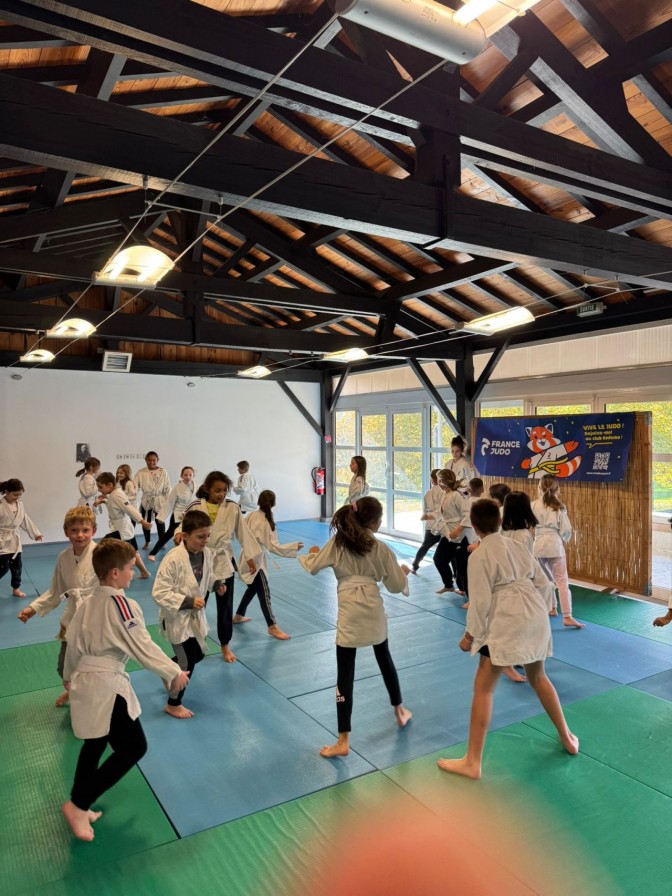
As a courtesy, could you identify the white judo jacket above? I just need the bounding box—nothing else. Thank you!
[152,543,214,651]
[0,498,41,557]
[29,540,98,634]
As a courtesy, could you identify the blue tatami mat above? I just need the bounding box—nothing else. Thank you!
[239,611,465,699]
[630,669,672,702]
[133,656,374,836]
[548,619,672,683]
[291,652,619,770]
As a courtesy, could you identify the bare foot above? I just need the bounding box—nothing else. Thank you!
[148,555,156,562]
[232,614,252,624]
[12,589,26,599]
[549,608,558,617]
[561,732,580,755]
[88,810,102,823]
[455,589,466,596]
[436,586,455,594]
[395,706,412,727]
[142,544,150,551]
[139,572,151,579]
[164,704,194,719]
[461,601,470,610]
[503,666,527,683]
[437,757,481,779]
[62,800,95,841]
[268,625,291,640]
[410,568,418,575]
[320,737,349,758]
[55,691,70,707]
[563,616,585,629]
[221,645,237,663]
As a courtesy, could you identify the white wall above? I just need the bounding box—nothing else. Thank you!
[0,367,322,543]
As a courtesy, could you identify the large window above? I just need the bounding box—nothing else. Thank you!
[430,405,457,470]
[479,400,524,418]
[535,403,591,416]
[606,401,672,513]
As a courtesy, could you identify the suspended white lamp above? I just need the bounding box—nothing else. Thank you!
[20,348,55,363]
[46,318,96,338]
[94,245,174,288]
[237,365,272,378]
[454,0,543,37]
[323,347,369,362]
[460,305,534,334]
[335,0,487,62]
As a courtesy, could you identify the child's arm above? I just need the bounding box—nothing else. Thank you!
[558,509,572,544]
[234,506,261,575]
[20,510,43,542]
[653,609,672,627]
[448,524,465,540]
[298,539,336,575]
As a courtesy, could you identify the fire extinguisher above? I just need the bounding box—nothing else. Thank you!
[311,466,325,495]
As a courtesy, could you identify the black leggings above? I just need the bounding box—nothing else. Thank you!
[0,552,22,589]
[235,570,276,627]
[206,574,235,646]
[71,695,147,811]
[335,640,401,733]
[454,538,470,594]
[168,636,204,706]
[141,507,165,546]
[412,531,441,571]
[433,537,458,588]
[149,514,178,555]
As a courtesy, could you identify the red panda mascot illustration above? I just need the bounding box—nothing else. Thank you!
[521,424,582,479]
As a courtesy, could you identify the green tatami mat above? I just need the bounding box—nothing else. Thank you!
[383,724,672,896]
[27,770,535,896]
[0,688,177,896]
[525,686,672,797]
[0,639,62,698]
[571,587,671,643]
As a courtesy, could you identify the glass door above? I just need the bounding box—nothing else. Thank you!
[391,410,424,538]
[361,411,389,528]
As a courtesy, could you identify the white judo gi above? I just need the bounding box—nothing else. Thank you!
[64,586,180,739]
[152,543,214,652]
[0,497,41,557]
[299,537,408,648]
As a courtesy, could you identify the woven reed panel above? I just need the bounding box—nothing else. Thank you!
[479,412,652,595]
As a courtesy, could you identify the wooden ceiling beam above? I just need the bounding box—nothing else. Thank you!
[4,0,672,209]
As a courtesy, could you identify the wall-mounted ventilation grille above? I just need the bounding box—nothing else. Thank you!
[102,351,133,373]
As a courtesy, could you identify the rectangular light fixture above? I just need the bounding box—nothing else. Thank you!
[460,306,534,334]
[237,365,272,379]
[47,318,96,339]
[454,0,543,35]
[322,348,369,362]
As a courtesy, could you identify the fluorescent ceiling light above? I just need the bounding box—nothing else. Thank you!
[454,0,543,35]
[94,245,174,288]
[461,306,534,334]
[323,348,369,362]
[20,348,55,363]
[46,318,96,338]
[237,365,272,379]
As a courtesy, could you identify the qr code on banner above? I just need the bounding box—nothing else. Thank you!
[593,452,610,471]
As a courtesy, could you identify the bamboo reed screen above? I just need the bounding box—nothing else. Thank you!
[477,412,652,596]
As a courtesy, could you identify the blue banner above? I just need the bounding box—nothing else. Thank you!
[474,413,635,482]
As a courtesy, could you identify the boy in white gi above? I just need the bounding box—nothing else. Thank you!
[62,540,188,842]
[233,460,259,514]
[438,498,579,780]
[153,509,225,719]
[18,506,98,707]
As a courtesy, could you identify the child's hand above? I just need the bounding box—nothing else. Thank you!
[653,615,672,627]
[297,542,304,550]
[64,680,71,691]
[309,545,320,554]
[142,520,152,530]
[248,559,257,575]
[459,634,473,652]
[35,535,44,542]
[467,543,479,553]
[216,581,227,596]
[193,597,206,609]
[448,529,459,540]
[17,607,36,623]
[420,514,430,521]
[171,670,190,692]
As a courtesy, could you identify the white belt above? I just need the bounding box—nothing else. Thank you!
[75,655,126,674]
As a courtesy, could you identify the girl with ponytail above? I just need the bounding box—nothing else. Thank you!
[300,497,412,758]
[232,490,303,640]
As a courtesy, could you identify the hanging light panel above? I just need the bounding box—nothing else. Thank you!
[94,245,174,288]
[19,348,55,363]
[46,318,96,338]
